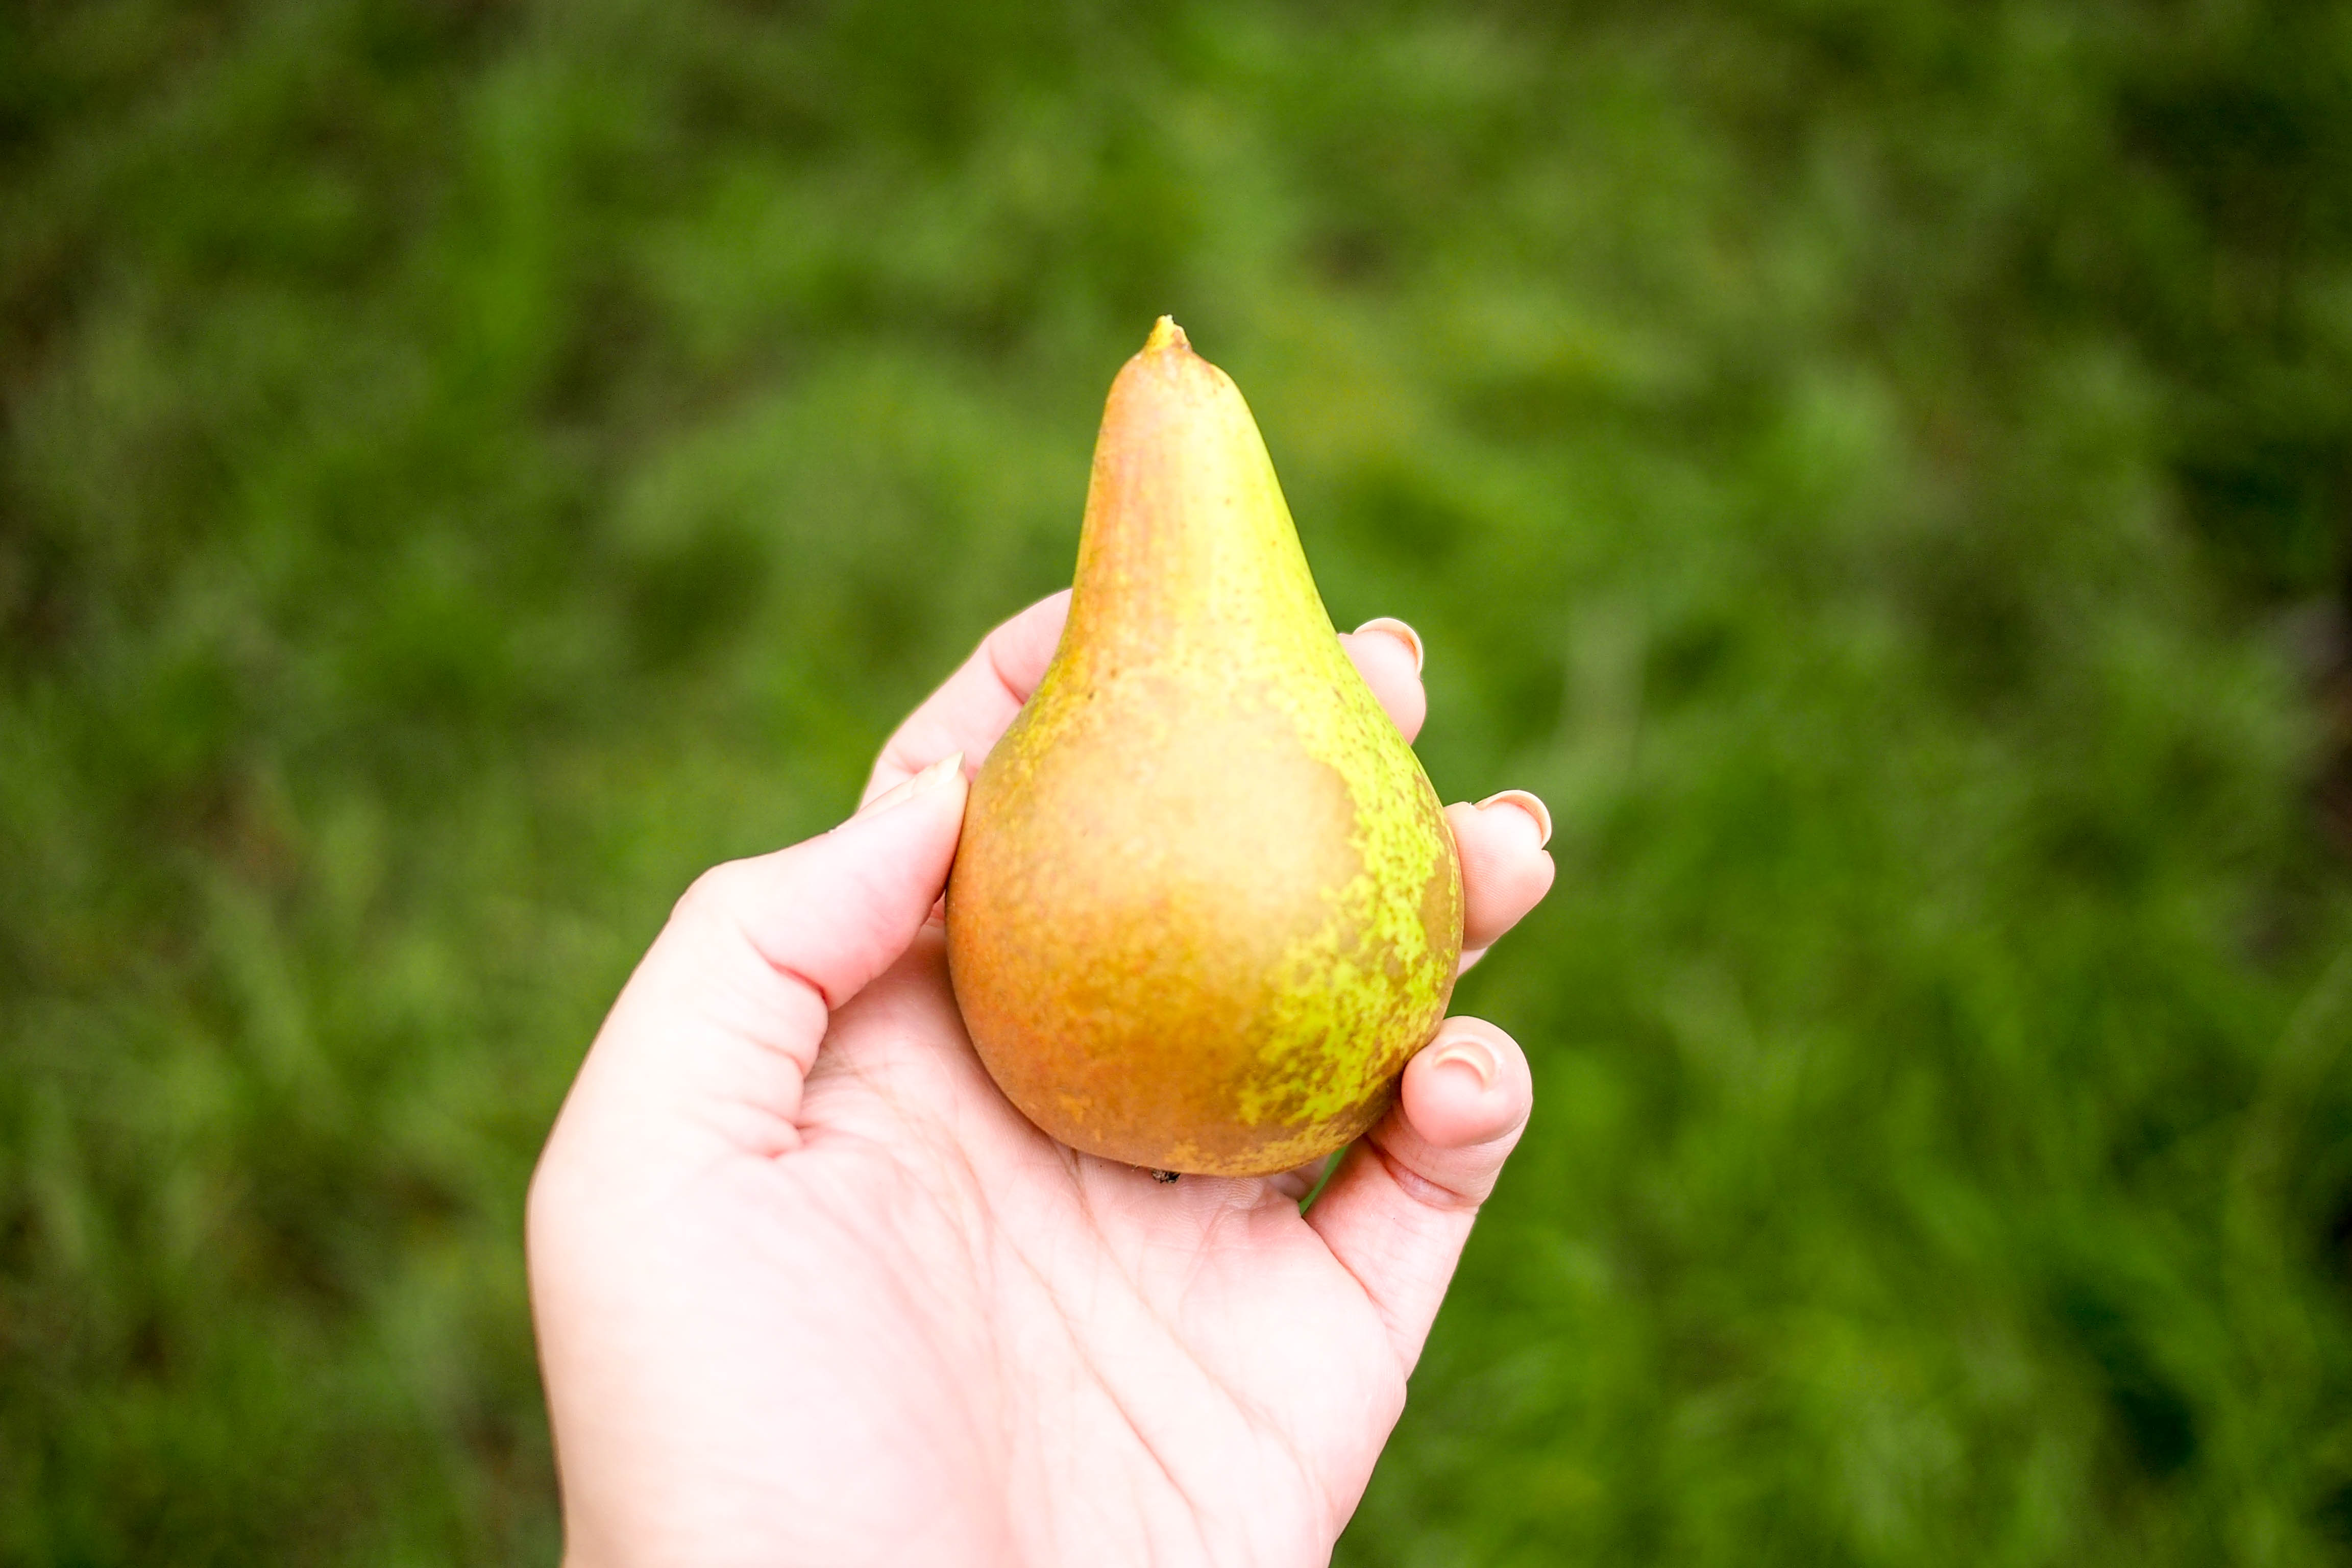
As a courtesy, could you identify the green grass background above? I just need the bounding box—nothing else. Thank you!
[6,1,2352,1561]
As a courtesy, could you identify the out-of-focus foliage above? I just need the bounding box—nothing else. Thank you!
[4,1,2350,1561]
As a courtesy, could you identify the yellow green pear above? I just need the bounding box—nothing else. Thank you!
[946,317,1463,1177]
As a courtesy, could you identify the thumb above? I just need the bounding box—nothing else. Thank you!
[545,753,969,1175]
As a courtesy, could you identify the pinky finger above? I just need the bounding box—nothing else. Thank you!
[1306,1017,1532,1364]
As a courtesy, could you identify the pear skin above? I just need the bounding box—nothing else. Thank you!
[946,318,1463,1177]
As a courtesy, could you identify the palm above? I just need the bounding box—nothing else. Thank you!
[530,597,1552,1567]
[631,926,1404,1564]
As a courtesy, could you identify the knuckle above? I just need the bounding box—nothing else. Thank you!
[673,858,754,925]
[1369,1140,1490,1213]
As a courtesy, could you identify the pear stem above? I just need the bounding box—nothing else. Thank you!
[1144,315,1190,354]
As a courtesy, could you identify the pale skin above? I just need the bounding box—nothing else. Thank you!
[528,593,1558,1567]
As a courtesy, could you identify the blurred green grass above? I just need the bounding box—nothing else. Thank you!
[5,0,2352,1561]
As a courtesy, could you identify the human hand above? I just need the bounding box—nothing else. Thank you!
[528,593,1556,1566]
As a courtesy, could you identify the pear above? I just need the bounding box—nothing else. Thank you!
[946,318,1463,1177]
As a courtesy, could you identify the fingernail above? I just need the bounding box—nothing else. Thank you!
[1352,617,1425,675]
[857,751,965,818]
[1425,1035,1498,1089]
[1475,789,1552,849]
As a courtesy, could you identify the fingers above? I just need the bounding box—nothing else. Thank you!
[1341,617,1427,743]
[545,755,971,1173]
[1306,1017,1532,1366]
[1447,794,1555,971]
[1339,616,1552,967]
[865,592,1071,803]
